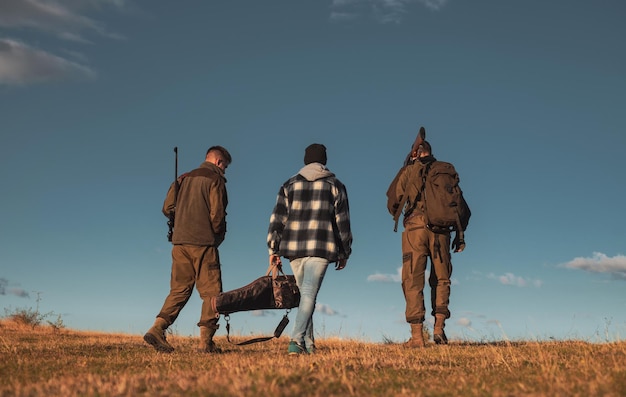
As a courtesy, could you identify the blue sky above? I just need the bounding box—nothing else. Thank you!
[1,0,625,344]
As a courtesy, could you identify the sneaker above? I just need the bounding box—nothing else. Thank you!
[144,328,175,353]
[288,341,308,355]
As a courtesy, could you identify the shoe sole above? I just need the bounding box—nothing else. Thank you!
[143,333,175,353]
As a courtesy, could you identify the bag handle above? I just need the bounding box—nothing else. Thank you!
[265,263,286,279]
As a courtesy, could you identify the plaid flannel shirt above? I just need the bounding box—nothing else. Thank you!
[267,173,352,262]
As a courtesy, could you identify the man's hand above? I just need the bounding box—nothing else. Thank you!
[269,254,282,270]
[335,259,347,270]
[452,235,465,253]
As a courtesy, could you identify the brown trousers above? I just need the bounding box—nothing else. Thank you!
[401,216,452,324]
[157,244,222,328]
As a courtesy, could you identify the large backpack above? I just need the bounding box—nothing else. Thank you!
[420,161,471,238]
[386,126,471,250]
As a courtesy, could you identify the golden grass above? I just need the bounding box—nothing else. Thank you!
[1,319,625,396]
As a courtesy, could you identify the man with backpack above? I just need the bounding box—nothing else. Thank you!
[388,129,469,347]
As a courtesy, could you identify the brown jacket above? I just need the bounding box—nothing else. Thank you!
[162,161,228,246]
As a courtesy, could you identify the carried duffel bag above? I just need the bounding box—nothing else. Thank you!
[211,264,300,345]
[211,264,300,315]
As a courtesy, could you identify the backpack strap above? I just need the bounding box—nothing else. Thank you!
[419,161,433,226]
[392,162,427,232]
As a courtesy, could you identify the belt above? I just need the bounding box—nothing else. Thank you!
[403,213,425,227]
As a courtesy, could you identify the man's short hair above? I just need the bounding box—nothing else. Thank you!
[207,146,232,164]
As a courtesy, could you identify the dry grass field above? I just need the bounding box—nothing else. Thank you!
[1,318,625,396]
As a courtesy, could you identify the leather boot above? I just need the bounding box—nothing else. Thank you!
[405,323,425,348]
[198,324,221,353]
[433,314,448,345]
[143,317,175,353]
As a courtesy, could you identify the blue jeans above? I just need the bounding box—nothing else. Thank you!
[289,256,329,347]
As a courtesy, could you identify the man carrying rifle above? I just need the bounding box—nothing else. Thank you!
[144,146,232,353]
[387,127,468,347]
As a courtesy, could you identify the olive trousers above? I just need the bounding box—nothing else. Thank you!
[401,217,452,324]
[156,244,222,328]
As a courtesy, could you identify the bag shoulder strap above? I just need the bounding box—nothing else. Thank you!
[224,312,291,346]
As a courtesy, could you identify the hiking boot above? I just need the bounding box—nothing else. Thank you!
[144,317,174,353]
[433,332,448,345]
[288,341,308,355]
[434,314,448,345]
[198,325,222,353]
[405,323,425,348]
[199,340,222,353]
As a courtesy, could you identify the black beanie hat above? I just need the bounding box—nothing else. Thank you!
[304,143,327,165]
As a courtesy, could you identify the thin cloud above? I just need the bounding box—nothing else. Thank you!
[315,303,345,317]
[419,0,448,11]
[488,272,543,288]
[0,0,127,85]
[250,310,276,317]
[8,288,30,298]
[368,267,446,283]
[456,317,472,328]
[0,0,123,40]
[367,266,402,283]
[0,39,96,84]
[0,278,30,298]
[251,304,343,317]
[329,11,359,22]
[562,252,626,281]
[330,0,449,24]
[332,0,361,5]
